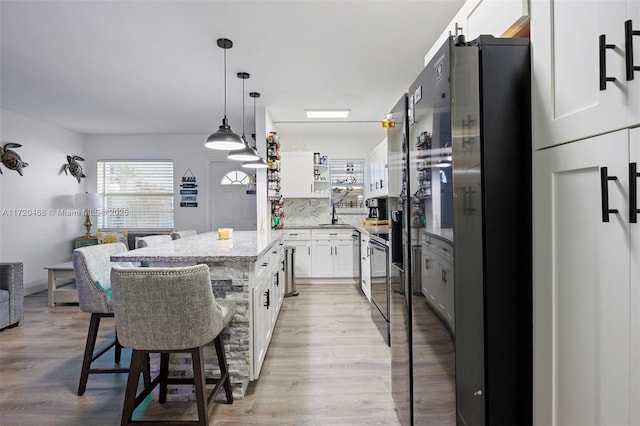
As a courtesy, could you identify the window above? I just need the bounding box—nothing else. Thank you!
[221,171,250,185]
[97,160,174,229]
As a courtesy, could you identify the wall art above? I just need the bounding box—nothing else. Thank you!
[0,142,29,176]
[179,168,198,207]
[61,155,86,183]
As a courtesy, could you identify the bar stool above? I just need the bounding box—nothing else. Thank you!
[111,264,235,425]
[73,243,148,395]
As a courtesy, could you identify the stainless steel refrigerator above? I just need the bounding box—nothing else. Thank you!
[390,35,532,426]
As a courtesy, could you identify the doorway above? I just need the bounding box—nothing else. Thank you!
[210,161,257,231]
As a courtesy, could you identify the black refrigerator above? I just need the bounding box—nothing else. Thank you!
[390,35,532,426]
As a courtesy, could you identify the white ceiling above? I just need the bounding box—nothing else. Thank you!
[1,0,463,140]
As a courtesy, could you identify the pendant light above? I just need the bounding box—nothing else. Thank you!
[228,72,261,161]
[205,38,245,151]
[242,92,268,169]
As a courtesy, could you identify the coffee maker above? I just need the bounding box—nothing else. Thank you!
[365,198,387,220]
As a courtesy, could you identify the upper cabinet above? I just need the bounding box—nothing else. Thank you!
[367,138,389,198]
[280,152,315,198]
[424,0,529,66]
[280,151,331,198]
[531,0,640,149]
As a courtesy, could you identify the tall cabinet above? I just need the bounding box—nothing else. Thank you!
[532,2,640,424]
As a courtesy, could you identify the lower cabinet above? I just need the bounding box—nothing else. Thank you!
[310,230,354,279]
[252,243,284,379]
[421,233,454,332]
[534,128,638,425]
[281,230,312,278]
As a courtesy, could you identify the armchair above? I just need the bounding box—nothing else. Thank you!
[0,262,24,330]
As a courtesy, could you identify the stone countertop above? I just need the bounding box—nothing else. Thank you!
[110,230,281,263]
[357,224,390,235]
[281,224,354,230]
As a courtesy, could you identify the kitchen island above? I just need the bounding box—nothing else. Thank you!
[111,230,284,399]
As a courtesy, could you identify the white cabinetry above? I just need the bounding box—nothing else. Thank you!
[530,0,632,149]
[533,129,639,425]
[424,0,529,66]
[252,243,284,378]
[310,229,354,279]
[360,233,371,301]
[367,138,389,198]
[421,233,454,332]
[280,152,314,198]
[632,129,640,426]
[281,229,312,278]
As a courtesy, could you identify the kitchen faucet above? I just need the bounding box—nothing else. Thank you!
[331,203,338,224]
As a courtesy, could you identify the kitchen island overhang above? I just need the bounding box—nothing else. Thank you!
[110,230,284,399]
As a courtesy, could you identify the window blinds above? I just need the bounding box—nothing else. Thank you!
[96,160,174,229]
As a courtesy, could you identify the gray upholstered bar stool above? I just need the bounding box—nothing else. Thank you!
[73,243,149,395]
[111,264,235,425]
[170,229,197,240]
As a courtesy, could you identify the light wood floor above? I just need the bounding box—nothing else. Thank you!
[0,284,402,425]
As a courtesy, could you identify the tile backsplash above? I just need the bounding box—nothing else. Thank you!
[283,198,367,227]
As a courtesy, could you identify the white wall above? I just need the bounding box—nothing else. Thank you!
[278,132,381,160]
[83,133,235,234]
[0,109,86,293]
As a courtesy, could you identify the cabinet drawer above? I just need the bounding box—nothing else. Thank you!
[255,244,283,280]
[282,229,311,241]
[312,229,353,240]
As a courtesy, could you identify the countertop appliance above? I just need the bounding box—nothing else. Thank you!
[365,197,387,220]
[368,236,390,345]
[390,35,532,426]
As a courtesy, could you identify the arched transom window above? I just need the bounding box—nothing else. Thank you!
[221,170,250,185]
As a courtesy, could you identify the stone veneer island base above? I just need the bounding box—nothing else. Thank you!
[111,230,284,399]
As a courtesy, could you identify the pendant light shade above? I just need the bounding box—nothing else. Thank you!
[242,157,268,169]
[205,38,244,151]
[242,91,267,168]
[229,72,261,161]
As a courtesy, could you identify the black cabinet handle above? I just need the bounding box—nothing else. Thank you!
[264,289,270,309]
[425,258,430,270]
[600,34,617,90]
[630,162,639,223]
[601,167,619,222]
[274,272,279,287]
[442,269,447,284]
[625,20,640,81]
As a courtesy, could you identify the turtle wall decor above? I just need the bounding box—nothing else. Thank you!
[61,155,86,183]
[0,142,29,176]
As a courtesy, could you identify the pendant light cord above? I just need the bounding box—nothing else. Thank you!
[253,96,257,148]
[242,77,245,136]
[223,48,227,118]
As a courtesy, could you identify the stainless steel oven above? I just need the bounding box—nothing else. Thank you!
[369,236,390,346]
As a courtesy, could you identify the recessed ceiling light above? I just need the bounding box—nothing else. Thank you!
[305,109,350,119]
